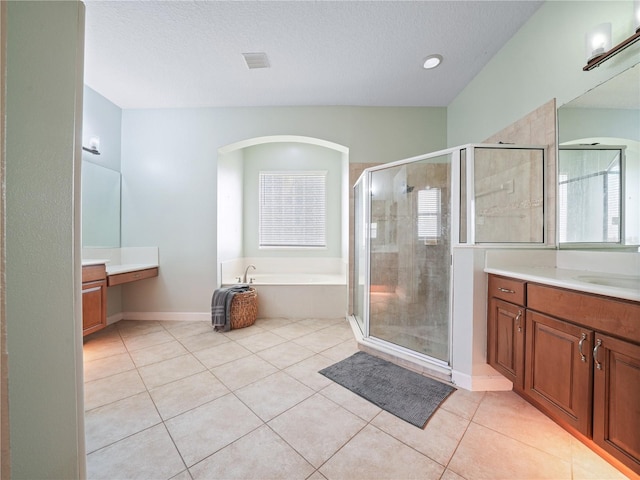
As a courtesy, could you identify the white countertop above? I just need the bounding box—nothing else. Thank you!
[485,265,640,302]
[82,247,159,277]
[106,263,158,275]
[82,259,158,275]
[82,259,109,267]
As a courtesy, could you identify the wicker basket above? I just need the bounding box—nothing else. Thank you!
[229,287,258,330]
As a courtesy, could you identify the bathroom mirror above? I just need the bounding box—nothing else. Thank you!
[558,145,624,244]
[557,63,640,248]
[82,160,121,247]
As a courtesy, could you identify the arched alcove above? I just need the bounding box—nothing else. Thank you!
[216,135,350,289]
[218,135,349,156]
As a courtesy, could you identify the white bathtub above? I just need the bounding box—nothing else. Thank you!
[246,273,345,286]
[220,258,347,319]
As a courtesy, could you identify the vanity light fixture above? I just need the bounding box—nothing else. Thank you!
[82,136,101,155]
[584,19,640,71]
[635,0,640,32]
[585,23,612,62]
[422,54,443,70]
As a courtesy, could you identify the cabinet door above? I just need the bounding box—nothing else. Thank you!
[488,298,525,390]
[525,310,593,436]
[82,280,106,336]
[593,333,640,475]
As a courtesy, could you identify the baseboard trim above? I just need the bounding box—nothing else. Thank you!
[451,370,513,392]
[106,312,124,326]
[121,312,210,322]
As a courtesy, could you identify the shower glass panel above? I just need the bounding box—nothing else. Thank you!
[459,149,467,244]
[352,179,366,333]
[367,154,451,362]
[352,144,546,371]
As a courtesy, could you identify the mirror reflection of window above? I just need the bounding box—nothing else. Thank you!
[558,146,623,244]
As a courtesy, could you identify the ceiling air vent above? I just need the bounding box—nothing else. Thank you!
[242,52,270,69]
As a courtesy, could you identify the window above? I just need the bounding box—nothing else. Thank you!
[259,171,326,247]
[417,187,441,243]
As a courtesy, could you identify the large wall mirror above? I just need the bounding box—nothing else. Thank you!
[82,160,121,247]
[557,63,640,249]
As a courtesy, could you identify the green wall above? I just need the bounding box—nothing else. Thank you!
[448,1,638,146]
[5,2,85,477]
[558,107,640,143]
[120,106,446,315]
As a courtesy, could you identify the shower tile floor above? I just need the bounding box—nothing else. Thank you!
[83,318,629,480]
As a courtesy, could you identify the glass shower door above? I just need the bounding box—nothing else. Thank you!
[352,179,367,333]
[368,154,451,363]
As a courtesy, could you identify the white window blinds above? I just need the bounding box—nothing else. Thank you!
[259,171,327,247]
[418,188,441,240]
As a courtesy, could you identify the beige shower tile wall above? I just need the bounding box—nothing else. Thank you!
[370,252,398,292]
[474,148,544,243]
[484,99,557,245]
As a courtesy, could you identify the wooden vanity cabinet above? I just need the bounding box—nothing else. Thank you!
[487,275,526,390]
[82,264,107,336]
[107,266,158,287]
[524,310,593,436]
[487,274,640,475]
[592,333,640,471]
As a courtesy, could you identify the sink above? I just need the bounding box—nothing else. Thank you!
[575,274,640,290]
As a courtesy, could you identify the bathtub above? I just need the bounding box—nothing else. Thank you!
[220,258,347,319]
[245,273,345,285]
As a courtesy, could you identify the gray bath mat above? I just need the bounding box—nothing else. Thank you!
[319,351,455,428]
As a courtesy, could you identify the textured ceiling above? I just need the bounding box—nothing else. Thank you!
[84,0,543,109]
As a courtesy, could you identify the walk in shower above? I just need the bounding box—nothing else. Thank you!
[353,144,546,371]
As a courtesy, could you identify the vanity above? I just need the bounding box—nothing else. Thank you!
[81,159,161,335]
[485,252,640,476]
[81,261,108,336]
[477,61,640,476]
[81,247,159,336]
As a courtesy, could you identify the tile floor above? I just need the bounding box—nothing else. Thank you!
[83,318,630,480]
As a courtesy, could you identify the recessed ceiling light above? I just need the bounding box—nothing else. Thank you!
[423,54,443,70]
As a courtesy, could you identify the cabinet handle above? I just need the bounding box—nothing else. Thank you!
[498,287,515,294]
[515,310,522,332]
[593,339,602,370]
[578,333,587,362]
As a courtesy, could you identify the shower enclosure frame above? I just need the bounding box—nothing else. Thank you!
[352,143,548,377]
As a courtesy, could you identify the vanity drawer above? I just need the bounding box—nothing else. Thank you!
[488,275,526,306]
[527,283,640,344]
[82,264,106,283]
[108,267,158,287]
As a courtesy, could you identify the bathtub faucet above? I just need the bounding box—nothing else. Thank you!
[242,264,256,283]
